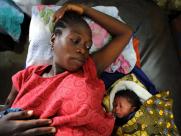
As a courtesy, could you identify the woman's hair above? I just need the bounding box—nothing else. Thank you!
[53,11,90,36]
[115,89,142,111]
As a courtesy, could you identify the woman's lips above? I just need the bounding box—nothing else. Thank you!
[73,58,85,65]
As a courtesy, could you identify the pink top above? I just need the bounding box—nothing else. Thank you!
[12,57,114,136]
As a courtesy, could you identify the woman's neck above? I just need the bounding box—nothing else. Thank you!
[42,63,65,78]
[52,63,66,75]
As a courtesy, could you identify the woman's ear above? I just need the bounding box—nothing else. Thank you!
[50,33,56,49]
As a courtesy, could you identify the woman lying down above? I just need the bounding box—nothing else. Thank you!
[103,74,179,136]
[0,3,132,136]
[1,73,179,136]
[0,3,179,136]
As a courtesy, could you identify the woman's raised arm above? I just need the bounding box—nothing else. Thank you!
[53,3,133,75]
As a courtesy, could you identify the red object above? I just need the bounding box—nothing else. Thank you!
[133,37,141,68]
[12,57,114,136]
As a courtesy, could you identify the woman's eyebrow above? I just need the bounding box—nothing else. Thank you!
[70,31,92,43]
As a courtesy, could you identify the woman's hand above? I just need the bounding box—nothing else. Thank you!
[53,3,85,22]
[0,110,56,136]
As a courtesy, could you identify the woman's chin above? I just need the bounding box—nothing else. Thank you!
[68,65,82,72]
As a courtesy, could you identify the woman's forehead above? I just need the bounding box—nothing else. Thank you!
[67,25,92,40]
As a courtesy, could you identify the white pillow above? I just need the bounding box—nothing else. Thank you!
[26,5,137,74]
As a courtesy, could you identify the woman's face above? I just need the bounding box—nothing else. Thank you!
[51,24,92,72]
[113,96,135,118]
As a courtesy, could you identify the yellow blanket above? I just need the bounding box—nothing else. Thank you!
[103,74,179,135]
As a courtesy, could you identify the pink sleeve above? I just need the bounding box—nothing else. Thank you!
[12,66,36,91]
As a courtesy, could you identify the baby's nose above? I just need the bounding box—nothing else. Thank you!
[115,106,121,111]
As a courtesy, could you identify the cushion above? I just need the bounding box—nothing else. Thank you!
[26,5,137,74]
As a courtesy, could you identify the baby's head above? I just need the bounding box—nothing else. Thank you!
[51,11,92,72]
[113,89,141,119]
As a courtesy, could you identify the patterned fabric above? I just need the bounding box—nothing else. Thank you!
[11,57,114,136]
[101,66,158,95]
[153,0,181,11]
[116,91,179,136]
[27,5,137,74]
[103,75,179,135]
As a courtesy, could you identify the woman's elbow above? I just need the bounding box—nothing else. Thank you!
[116,25,133,39]
[126,25,133,38]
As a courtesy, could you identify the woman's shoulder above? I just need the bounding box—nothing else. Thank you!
[26,65,49,72]
[15,65,49,77]
[12,65,50,91]
[25,65,48,73]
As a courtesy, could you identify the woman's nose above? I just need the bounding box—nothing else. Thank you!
[76,47,87,54]
[80,48,86,54]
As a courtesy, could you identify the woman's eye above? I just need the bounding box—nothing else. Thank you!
[71,38,80,45]
[86,43,92,50]
[86,45,90,49]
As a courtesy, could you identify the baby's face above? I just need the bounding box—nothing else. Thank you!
[113,96,134,118]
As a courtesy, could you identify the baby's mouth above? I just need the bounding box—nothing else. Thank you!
[115,112,122,118]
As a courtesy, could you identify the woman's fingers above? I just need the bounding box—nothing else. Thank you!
[53,3,84,23]
[53,7,66,22]
[66,4,84,14]
[20,127,56,136]
[4,110,33,120]
[0,110,56,136]
[16,119,52,130]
